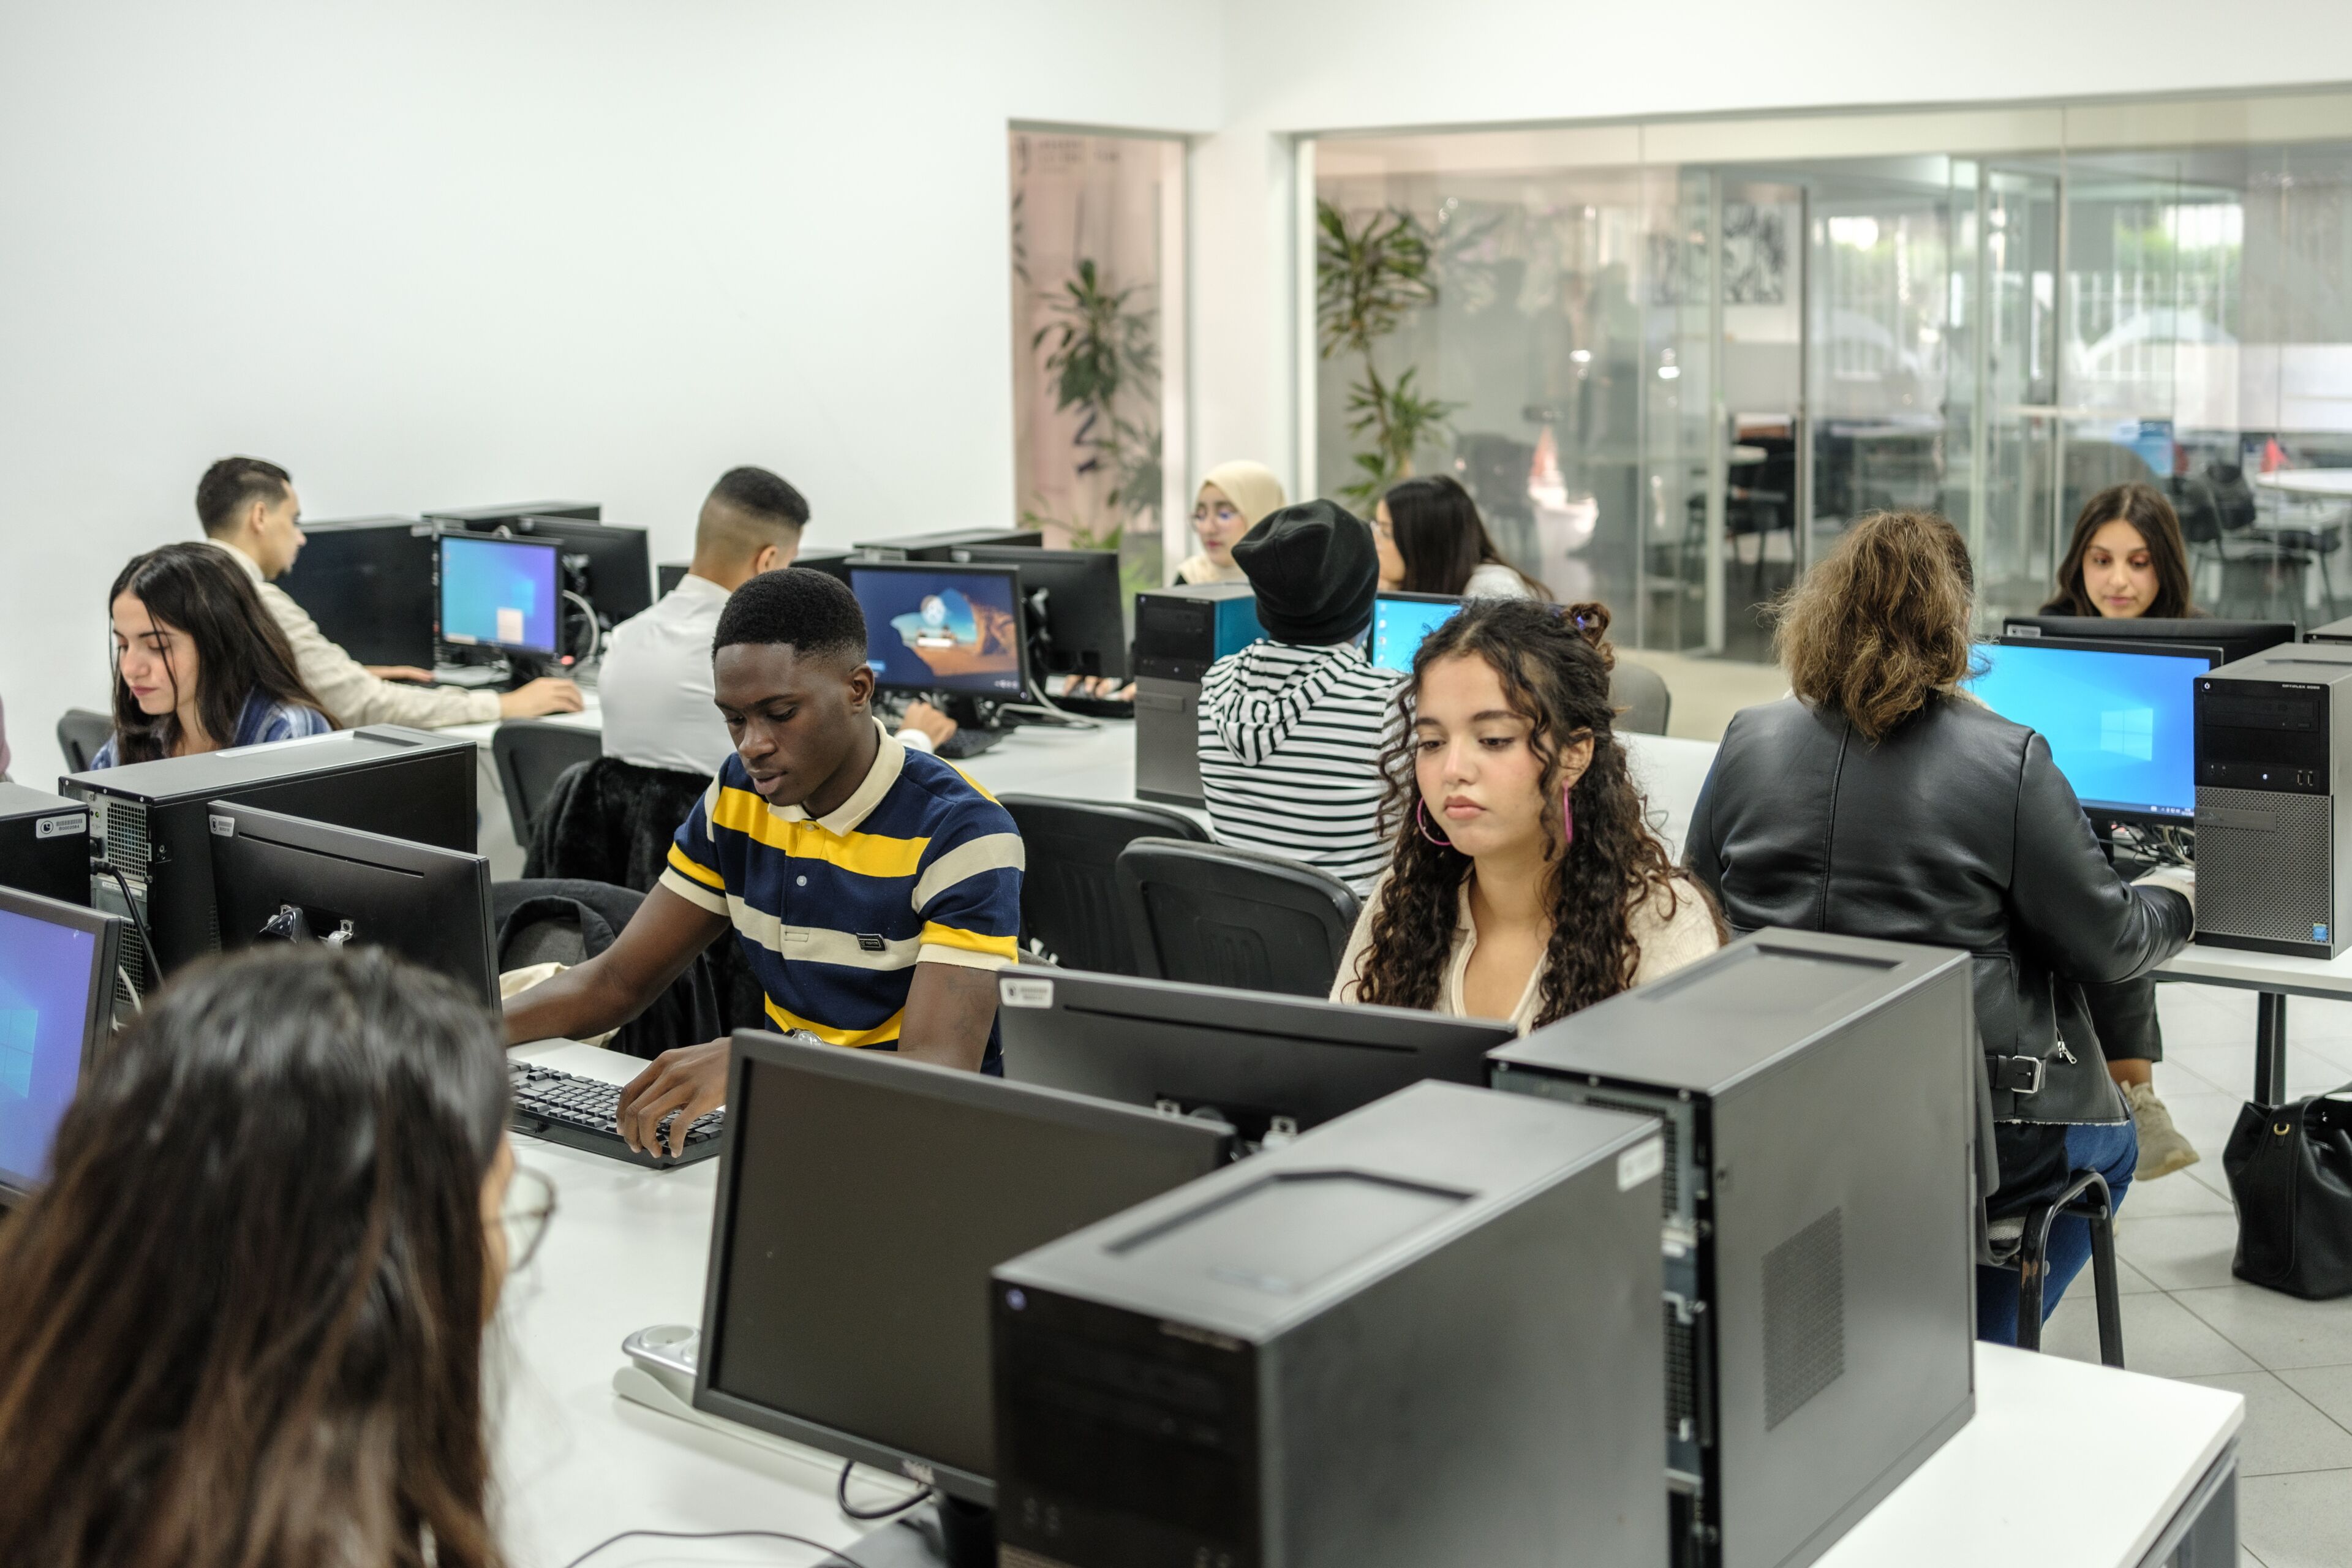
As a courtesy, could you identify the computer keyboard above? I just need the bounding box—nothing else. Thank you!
[508,1060,725,1169]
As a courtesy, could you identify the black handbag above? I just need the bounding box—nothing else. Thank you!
[2223,1086,2352,1299]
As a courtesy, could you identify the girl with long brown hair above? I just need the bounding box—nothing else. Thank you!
[1332,597,1720,1032]
[0,946,542,1568]
[2042,481,2197,621]
[94,541,333,767]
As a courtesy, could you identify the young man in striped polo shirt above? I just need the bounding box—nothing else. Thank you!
[503,568,1023,1153]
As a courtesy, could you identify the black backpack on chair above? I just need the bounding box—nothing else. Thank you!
[2223,1085,2352,1299]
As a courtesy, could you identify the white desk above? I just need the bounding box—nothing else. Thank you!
[499,1041,2241,1568]
[2255,469,2352,499]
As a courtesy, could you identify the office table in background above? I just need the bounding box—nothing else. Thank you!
[497,1039,2241,1568]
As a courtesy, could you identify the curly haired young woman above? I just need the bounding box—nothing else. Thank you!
[1330,597,1722,1032]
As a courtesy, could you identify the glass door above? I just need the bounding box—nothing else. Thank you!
[1967,166,2066,624]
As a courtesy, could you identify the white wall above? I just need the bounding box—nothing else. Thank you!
[0,0,1219,784]
[1192,0,2352,502]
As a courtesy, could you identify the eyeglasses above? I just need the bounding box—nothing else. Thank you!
[500,1164,559,1272]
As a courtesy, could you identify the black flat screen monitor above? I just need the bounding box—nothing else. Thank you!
[1966,636,2217,825]
[695,1030,1230,1506]
[207,801,497,1006]
[996,970,1517,1144]
[0,886,123,1203]
[516,514,654,626]
[848,562,1031,702]
[950,546,1128,682]
[277,518,437,667]
[2000,614,2294,667]
[424,500,600,527]
[438,533,562,657]
[853,527,1042,560]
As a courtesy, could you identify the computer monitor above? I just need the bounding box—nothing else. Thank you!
[1966,637,2217,823]
[995,970,1517,1144]
[423,500,600,527]
[208,801,497,1007]
[438,533,561,657]
[277,518,438,668]
[950,546,1128,682]
[693,1030,1231,1507]
[514,514,654,627]
[853,527,1042,560]
[0,885,124,1204]
[848,562,1031,702]
[2000,614,2295,667]
[1368,590,1466,673]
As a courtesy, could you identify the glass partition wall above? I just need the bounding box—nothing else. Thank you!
[1307,94,2352,658]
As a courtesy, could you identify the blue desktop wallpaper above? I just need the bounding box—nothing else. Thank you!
[1966,642,2207,817]
[1368,596,1463,673]
[851,567,1025,698]
[440,535,558,652]
[0,910,99,1193]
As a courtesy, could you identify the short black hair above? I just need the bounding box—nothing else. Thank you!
[195,457,292,536]
[712,567,867,666]
[709,466,809,530]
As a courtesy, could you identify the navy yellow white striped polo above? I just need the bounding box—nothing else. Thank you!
[659,720,1024,1071]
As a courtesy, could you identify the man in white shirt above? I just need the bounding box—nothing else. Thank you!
[197,457,584,728]
[600,467,952,773]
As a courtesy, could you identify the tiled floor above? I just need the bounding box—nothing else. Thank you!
[2035,983,2352,1566]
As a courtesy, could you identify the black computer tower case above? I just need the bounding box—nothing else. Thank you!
[992,1082,1669,1568]
[1489,928,1977,1568]
[0,783,92,907]
[58,727,476,998]
[2194,642,2352,957]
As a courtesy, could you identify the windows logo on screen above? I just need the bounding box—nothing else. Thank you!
[2098,707,2155,762]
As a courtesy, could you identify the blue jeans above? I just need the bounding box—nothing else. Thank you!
[1976,1118,2138,1345]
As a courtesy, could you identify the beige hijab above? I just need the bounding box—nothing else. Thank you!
[1181,460,1287,584]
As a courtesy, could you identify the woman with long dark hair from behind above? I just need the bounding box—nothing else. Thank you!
[0,946,537,1568]
[1332,598,1720,1032]
[94,541,333,767]
[1375,473,1550,600]
[2040,481,2204,1180]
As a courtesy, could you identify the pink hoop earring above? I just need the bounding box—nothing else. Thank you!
[1415,799,1452,848]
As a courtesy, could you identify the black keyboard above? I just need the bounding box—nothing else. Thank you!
[1047,693,1134,721]
[508,1060,725,1169]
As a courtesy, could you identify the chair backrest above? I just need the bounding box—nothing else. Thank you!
[1115,837,1360,997]
[56,708,113,774]
[1610,660,1672,736]
[492,721,605,846]
[1000,794,1209,974]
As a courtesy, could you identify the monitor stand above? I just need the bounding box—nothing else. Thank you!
[841,1498,993,1568]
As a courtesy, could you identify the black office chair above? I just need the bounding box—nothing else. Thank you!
[492,721,605,848]
[2007,1169,2127,1367]
[1610,661,1672,736]
[56,708,113,774]
[1115,837,1360,997]
[1000,796,1209,974]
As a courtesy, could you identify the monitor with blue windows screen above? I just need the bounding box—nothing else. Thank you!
[848,562,1031,701]
[0,886,123,1204]
[1368,591,1466,673]
[1966,638,2219,823]
[438,533,560,655]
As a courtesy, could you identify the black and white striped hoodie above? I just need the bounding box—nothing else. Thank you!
[1196,640,1404,893]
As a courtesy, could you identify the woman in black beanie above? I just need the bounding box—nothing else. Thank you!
[1196,499,1403,892]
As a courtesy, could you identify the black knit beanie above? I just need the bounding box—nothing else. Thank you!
[1231,499,1380,646]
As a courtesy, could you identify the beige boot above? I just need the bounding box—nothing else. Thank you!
[2125,1080,2200,1180]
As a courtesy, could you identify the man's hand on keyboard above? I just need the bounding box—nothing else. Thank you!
[617,1038,729,1156]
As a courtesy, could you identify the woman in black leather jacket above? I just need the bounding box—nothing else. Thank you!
[1686,510,2196,1344]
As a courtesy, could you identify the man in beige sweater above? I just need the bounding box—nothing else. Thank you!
[195,458,582,728]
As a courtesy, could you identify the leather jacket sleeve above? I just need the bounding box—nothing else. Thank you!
[2005,733,2194,985]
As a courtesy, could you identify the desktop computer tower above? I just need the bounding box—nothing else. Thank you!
[278,518,439,668]
[2307,616,2352,644]
[58,727,477,998]
[2194,641,2352,957]
[423,500,600,528]
[853,527,1041,560]
[1489,929,1978,1568]
[1131,582,1264,806]
[991,1082,1670,1568]
[0,783,92,907]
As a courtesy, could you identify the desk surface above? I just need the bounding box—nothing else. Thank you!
[500,1041,2239,1568]
[2255,468,2352,498]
